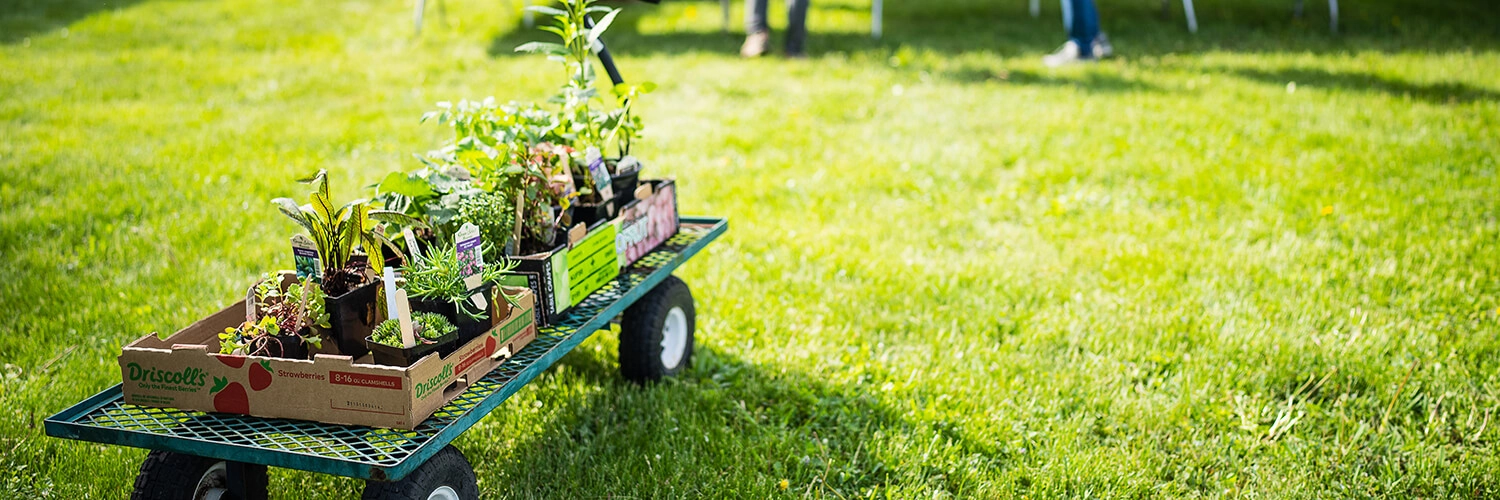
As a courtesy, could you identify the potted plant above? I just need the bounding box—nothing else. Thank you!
[407,98,587,257]
[403,244,523,345]
[365,312,458,367]
[218,276,328,360]
[273,170,424,357]
[517,0,654,219]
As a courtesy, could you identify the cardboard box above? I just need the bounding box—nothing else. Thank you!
[566,222,620,306]
[502,218,621,327]
[502,240,570,327]
[117,290,538,430]
[498,178,677,327]
[614,179,680,268]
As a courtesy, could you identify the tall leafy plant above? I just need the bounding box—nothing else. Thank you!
[517,0,653,162]
[273,170,423,296]
[517,0,615,149]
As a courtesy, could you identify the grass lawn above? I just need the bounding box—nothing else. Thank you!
[3,0,1500,496]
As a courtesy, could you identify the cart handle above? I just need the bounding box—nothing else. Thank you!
[583,14,625,87]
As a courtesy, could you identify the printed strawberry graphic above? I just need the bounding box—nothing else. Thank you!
[209,376,249,414]
[249,360,273,391]
[216,355,246,369]
[485,336,497,357]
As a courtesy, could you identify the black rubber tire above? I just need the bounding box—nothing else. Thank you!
[620,275,695,383]
[362,445,479,500]
[131,450,268,500]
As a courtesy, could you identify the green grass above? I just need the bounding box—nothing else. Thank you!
[3,0,1499,497]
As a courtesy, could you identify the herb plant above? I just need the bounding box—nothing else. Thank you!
[369,312,455,348]
[218,276,328,355]
[402,244,520,319]
[457,191,518,262]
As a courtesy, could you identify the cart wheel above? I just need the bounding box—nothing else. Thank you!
[131,450,268,500]
[362,445,478,500]
[620,275,695,383]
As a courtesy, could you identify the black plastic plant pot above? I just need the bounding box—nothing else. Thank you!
[611,168,640,207]
[410,283,497,346]
[251,333,310,360]
[571,199,615,228]
[325,280,380,358]
[364,331,456,367]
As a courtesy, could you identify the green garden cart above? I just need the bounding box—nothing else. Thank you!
[46,217,726,499]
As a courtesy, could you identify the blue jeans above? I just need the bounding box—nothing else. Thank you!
[747,0,809,54]
[1066,0,1100,57]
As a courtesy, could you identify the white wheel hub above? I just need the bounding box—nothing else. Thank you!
[428,485,460,500]
[194,461,228,500]
[660,306,688,369]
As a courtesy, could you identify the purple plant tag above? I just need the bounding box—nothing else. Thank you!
[455,223,484,291]
[586,147,614,200]
[457,235,481,253]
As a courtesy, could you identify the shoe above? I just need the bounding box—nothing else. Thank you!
[1042,40,1095,67]
[741,30,770,58]
[1092,33,1113,59]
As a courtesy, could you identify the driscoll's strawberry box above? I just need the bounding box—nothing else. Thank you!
[117,289,537,430]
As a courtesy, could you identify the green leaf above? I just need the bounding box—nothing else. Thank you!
[308,182,337,228]
[515,41,569,56]
[369,231,405,265]
[523,5,565,16]
[271,198,315,234]
[295,169,327,186]
[359,232,384,270]
[586,8,620,45]
[377,172,436,199]
[369,210,428,229]
[336,209,360,266]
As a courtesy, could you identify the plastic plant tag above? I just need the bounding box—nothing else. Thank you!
[617,155,641,174]
[382,267,401,321]
[394,289,416,348]
[568,222,587,246]
[470,289,488,313]
[382,267,416,348]
[291,234,321,282]
[456,223,484,291]
[586,147,614,200]
[401,228,423,261]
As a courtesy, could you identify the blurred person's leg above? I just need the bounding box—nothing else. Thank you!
[1045,0,1104,66]
[1068,0,1098,58]
[785,0,809,57]
[742,0,772,57]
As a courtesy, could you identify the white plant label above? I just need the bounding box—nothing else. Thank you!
[394,289,416,348]
[470,289,488,314]
[401,228,423,261]
[382,267,417,347]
